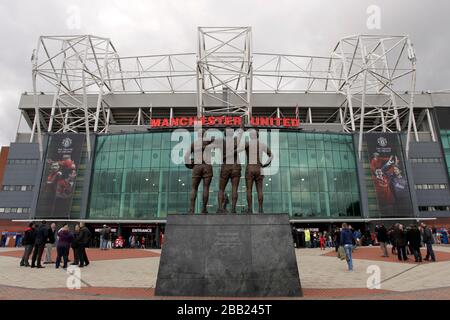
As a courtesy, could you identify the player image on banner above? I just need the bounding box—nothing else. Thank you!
[35,134,84,218]
[365,133,412,217]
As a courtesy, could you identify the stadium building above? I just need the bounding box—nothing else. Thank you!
[1,27,450,247]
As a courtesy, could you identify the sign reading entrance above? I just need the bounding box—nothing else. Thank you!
[150,116,300,128]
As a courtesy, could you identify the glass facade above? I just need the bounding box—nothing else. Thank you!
[88,130,361,219]
[440,130,450,178]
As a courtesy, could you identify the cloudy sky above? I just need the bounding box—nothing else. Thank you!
[0,0,449,146]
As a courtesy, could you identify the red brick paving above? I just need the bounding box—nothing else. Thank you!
[0,248,160,261]
[1,285,449,300]
[322,246,450,264]
[302,288,394,298]
[52,287,156,298]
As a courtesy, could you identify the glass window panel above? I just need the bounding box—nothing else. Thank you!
[151,150,161,167]
[340,151,349,169]
[109,135,118,152]
[133,151,142,168]
[279,132,288,149]
[319,192,330,217]
[108,152,117,168]
[280,150,289,166]
[297,133,306,148]
[309,169,319,192]
[316,150,325,167]
[300,192,312,216]
[299,168,308,192]
[134,134,144,149]
[287,133,298,148]
[289,167,301,192]
[116,151,125,168]
[310,192,320,216]
[141,150,151,168]
[306,134,315,149]
[289,150,299,167]
[152,133,162,148]
[318,169,327,192]
[324,150,333,167]
[307,149,317,167]
[117,134,126,151]
[299,150,308,167]
[291,192,301,215]
[332,151,341,168]
[268,172,281,192]
[126,134,135,150]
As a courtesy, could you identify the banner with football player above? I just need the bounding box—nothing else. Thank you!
[365,133,413,217]
[35,134,84,218]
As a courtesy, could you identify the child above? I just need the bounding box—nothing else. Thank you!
[319,233,326,250]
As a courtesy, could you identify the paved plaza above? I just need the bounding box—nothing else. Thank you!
[0,245,449,300]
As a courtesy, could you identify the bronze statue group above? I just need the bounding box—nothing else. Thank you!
[184,128,273,214]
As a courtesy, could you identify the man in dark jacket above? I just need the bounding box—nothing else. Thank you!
[44,222,56,264]
[20,223,36,267]
[99,225,110,250]
[71,224,80,266]
[407,224,422,262]
[333,228,341,252]
[76,222,91,267]
[376,224,389,257]
[31,221,49,268]
[340,223,355,271]
[394,224,408,261]
[421,223,436,262]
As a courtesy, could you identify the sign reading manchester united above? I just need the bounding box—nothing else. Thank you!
[150,116,300,128]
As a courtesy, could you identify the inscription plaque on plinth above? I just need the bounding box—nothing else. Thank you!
[155,214,303,297]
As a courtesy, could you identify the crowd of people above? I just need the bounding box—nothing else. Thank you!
[334,222,438,271]
[20,220,91,269]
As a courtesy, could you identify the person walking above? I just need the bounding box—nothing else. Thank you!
[99,225,110,250]
[71,224,80,266]
[340,223,355,271]
[319,233,325,250]
[44,223,56,264]
[421,223,436,262]
[304,229,311,248]
[407,224,422,262]
[388,226,397,255]
[20,223,36,267]
[333,228,341,252]
[353,229,362,247]
[75,222,91,267]
[376,224,389,257]
[394,224,408,261]
[31,221,49,268]
[140,236,146,249]
[55,224,74,269]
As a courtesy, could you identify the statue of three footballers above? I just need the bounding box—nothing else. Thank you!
[184,128,273,214]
